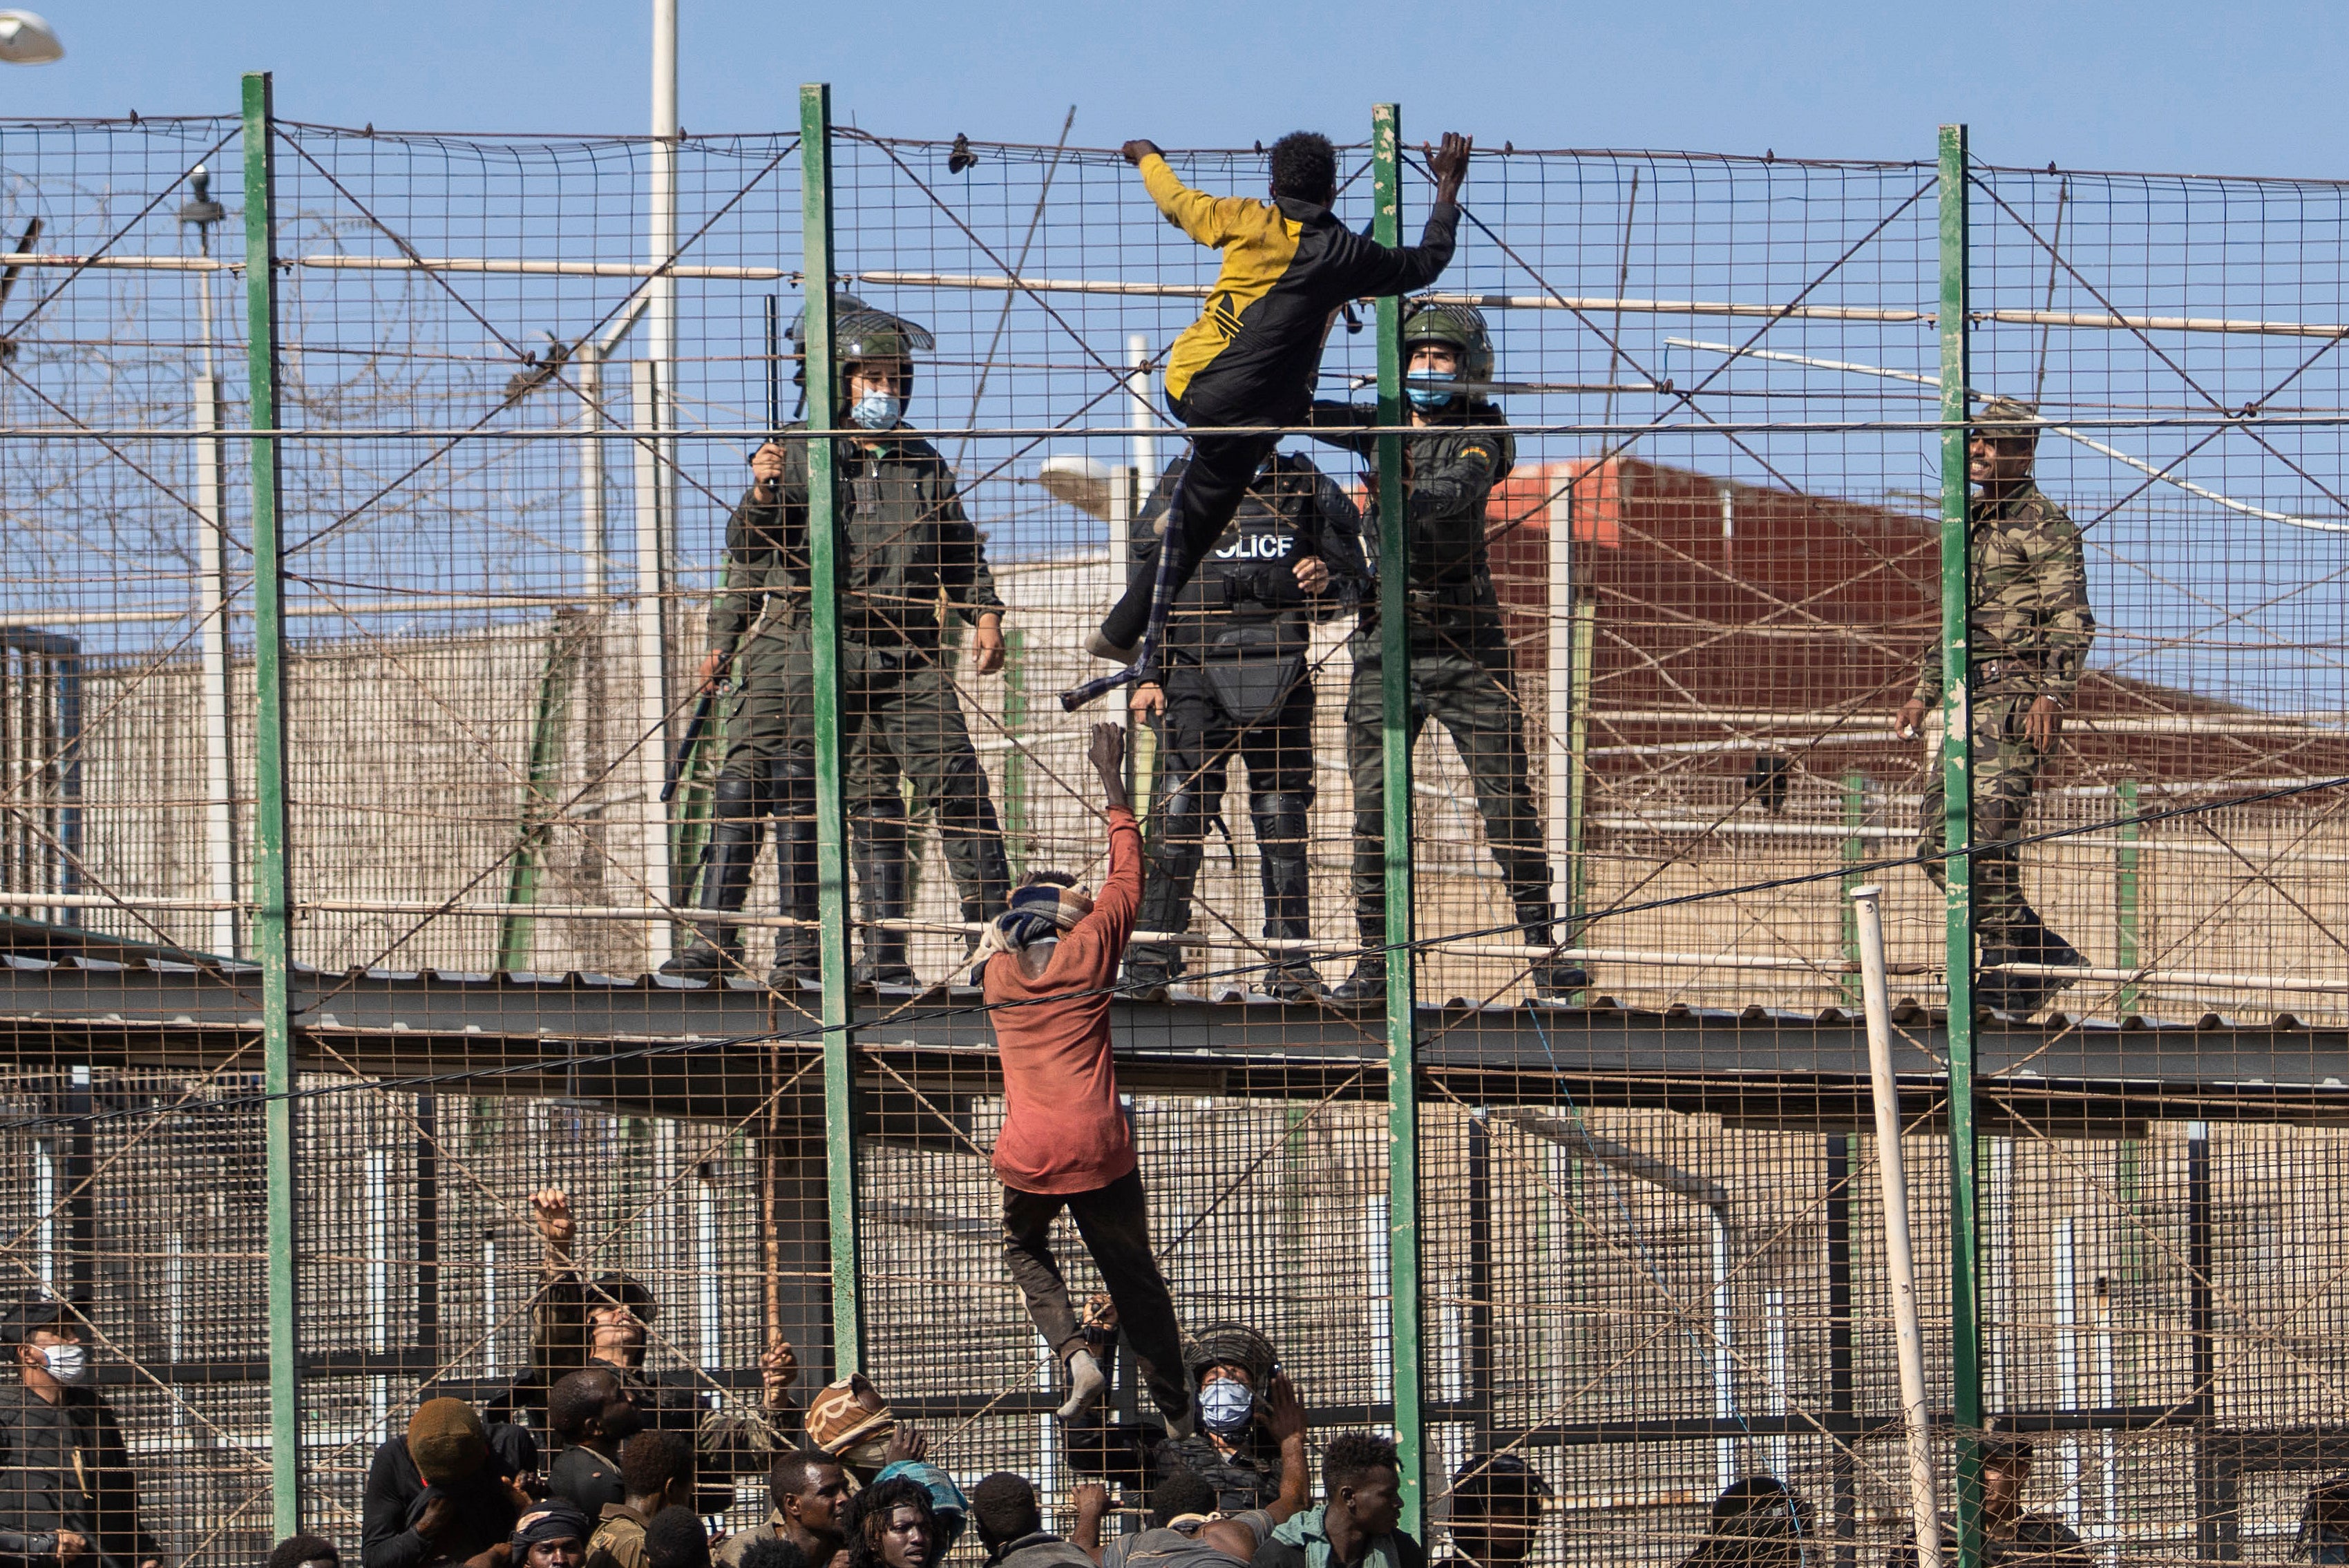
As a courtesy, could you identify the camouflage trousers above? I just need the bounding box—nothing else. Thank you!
[718,635,1010,922]
[1344,629,1554,947]
[1917,689,2051,944]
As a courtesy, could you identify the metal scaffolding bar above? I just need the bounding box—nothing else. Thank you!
[1373,100,1427,1535]
[1939,120,1986,1568]
[241,68,302,1540]
[803,81,862,1379]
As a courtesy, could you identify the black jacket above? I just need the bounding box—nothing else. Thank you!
[1125,451,1367,680]
[359,1428,535,1568]
[1066,1414,1284,1515]
[1308,401,1514,595]
[710,430,1002,662]
[1139,153,1458,424]
[0,1382,158,1568]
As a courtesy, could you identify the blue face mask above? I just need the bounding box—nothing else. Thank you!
[1199,1377,1254,1437]
[1405,375,1460,411]
[848,390,902,430]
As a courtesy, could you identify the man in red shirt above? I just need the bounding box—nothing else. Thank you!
[981,723,1191,1435]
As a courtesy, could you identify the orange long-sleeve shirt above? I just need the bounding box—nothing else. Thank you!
[983,807,1141,1195]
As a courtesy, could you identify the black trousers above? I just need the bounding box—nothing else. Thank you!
[1001,1167,1190,1422]
[1099,423,1284,649]
[1137,660,1316,975]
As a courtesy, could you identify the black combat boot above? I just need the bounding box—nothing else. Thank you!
[1515,892,1590,1000]
[1330,950,1386,1004]
[660,774,763,979]
[768,763,821,990]
[851,802,918,990]
[1251,790,1321,1002]
[1979,901,2083,1018]
[1126,836,1199,997]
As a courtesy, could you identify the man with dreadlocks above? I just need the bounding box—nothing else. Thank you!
[980,723,1191,1435]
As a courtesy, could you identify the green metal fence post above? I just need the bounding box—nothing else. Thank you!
[1372,101,1426,1533]
[1938,121,1986,1568]
[242,69,302,1540]
[2116,778,2141,1015]
[801,82,862,1378]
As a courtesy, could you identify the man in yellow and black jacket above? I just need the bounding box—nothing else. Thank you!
[1085,129,1471,668]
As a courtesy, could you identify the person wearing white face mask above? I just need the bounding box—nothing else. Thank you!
[0,1299,160,1568]
[668,294,1012,994]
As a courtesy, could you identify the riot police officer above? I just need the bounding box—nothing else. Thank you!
[1309,300,1586,1002]
[664,295,1011,988]
[1120,450,1366,1000]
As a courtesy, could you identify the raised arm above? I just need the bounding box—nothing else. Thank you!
[1260,1371,1310,1524]
[1090,720,1131,817]
[1323,135,1471,298]
[1131,144,1258,249]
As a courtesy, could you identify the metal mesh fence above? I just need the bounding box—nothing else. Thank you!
[3,87,2349,1568]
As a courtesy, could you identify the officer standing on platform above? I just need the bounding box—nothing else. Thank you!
[665,295,1012,990]
[1121,449,1367,1000]
[1309,300,1586,1003]
[1894,394,2095,1017]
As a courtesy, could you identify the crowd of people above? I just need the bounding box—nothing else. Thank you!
[12,1259,2296,1568]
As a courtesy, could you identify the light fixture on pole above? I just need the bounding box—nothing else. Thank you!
[0,10,63,64]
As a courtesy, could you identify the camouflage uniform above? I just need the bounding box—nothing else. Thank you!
[1310,399,1580,998]
[1911,481,2095,947]
[674,424,1010,986]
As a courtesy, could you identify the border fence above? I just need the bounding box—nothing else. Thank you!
[6,73,2349,1568]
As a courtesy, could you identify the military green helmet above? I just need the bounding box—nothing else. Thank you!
[1401,298,1495,385]
[1181,1320,1278,1390]
[786,291,935,404]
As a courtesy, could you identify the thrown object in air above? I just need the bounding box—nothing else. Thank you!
[1034,455,1116,522]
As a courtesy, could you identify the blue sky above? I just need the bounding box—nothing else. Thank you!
[7,0,2349,175]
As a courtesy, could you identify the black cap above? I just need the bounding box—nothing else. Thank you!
[1710,1478,1803,1536]
[586,1273,657,1321]
[1977,1433,2035,1468]
[1451,1453,1553,1504]
[0,1297,77,1345]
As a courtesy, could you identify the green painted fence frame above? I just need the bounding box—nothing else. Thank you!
[1371,101,1427,1533]
[242,70,302,1539]
[1938,121,1988,1568]
[801,82,864,1379]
